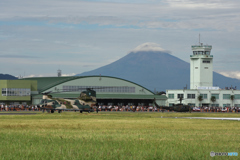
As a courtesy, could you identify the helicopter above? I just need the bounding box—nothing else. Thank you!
[153,97,192,112]
[39,88,97,113]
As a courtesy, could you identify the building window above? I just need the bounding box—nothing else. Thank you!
[203,60,210,63]
[234,104,240,107]
[188,103,195,106]
[234,94,240,99]
[2,88,31,96]
[211,94,219,99]
[223,104,230,107]
[168,94,174,99]
[195,67,198,69]
[177,94,184,99]
[62,86,135,93]
[169,103,174,107]
[2,88,6,96]
[187,94,195,99]
[200,94,208,99]
[212,104,219,107]
[223,94,230,99]
[204,67,208,69]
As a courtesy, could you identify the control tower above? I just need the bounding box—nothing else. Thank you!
[190,43,213,89]
[57,69,62,77]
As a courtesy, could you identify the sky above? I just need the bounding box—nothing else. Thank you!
[0,0,240,79]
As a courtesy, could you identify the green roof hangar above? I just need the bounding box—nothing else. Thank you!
[6,76,166,106]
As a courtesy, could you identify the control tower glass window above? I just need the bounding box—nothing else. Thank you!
[193,51,197,55]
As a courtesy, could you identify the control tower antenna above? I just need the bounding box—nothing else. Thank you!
[199,33,201,45]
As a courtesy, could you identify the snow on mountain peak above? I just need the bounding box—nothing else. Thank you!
[130,42,170,54]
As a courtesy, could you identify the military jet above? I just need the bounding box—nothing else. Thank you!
[39,88,97,113]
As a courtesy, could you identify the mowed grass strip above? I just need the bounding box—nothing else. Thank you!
[0,112,239,160]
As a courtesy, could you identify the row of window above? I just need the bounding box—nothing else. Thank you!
[187,94,195,99]
[2,88,31,96]
[203,60,211,63]
[193,51,210,55]
[195,67,209,69]
[200,94,208,99]
[62,86,136,93]
[168,94,240,100]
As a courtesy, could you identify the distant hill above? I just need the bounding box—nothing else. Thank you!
[0,74,17,80]
[76,43,240,91]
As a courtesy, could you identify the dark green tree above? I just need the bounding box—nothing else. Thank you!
[210,96,216,107]
[198,95,203,107]
[230,95,235,109]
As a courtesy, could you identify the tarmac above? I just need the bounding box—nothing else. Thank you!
[163,117,240,121]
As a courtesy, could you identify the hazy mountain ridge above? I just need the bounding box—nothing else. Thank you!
[76,51,240,91]
[0,74,17,80]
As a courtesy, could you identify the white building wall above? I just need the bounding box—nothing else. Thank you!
[190,56,213,89]
[190,59,199,89]
[166,89,240,108]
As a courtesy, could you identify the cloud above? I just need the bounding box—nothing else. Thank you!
[0,54,40,58]
[130,42,171,53]
[217,71,240,80]
[25,73,76,78]
[1,0,240,31]
[0,57,104,67]
[0,0,240,77]
[166,0,235,9]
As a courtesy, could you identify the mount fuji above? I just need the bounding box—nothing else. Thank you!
[76,43,240,91]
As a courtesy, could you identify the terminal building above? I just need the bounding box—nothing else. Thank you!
[167,43,240,108]
[0,76,167,106]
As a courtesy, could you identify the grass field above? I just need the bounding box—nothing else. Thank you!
[0,112,239,160]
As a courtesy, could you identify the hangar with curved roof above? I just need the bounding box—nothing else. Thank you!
[26,75,167,106]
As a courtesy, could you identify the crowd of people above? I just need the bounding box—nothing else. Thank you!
[94,105,240,112]
[93,105,158,112]
[1,104,240,113]
[193,106,240,112]
[1,104,39,111]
